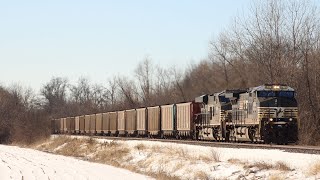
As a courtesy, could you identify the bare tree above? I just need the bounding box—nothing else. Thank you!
[70,77,91,105]
[91,83,108,111]
[117,76,138,109]
[170,67,187,102]
[41,77,68,116]
[106,76,118,110]
[135,57,154,106]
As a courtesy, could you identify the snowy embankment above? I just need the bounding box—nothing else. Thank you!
[0,144,150,180]
[19,136,320,179]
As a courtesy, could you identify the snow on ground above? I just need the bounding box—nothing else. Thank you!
[0,144,151,180]
[29,136,320,179]
[123,140,320,171]
[121,140,320,179]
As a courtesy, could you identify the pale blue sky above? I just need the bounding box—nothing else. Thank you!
[0,0,251,91]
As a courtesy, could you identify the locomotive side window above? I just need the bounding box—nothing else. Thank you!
[219,96,230,103]
[257,91,294,98]
[257,91,267,97]
[257,91,276,97]
[278,91,294,98]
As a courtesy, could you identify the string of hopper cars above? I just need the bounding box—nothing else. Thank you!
[51,84,299,144]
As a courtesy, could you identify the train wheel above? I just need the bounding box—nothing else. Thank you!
[249,129,256,143]
[225,130,230,142]
[192,132,197,140]
[175,134,181,140]
[264,135,271,144]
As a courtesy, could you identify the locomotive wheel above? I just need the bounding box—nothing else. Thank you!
[264,135,271,144]
[249,129,256,143]
[192,132,198,140]
[175,134,181,140]
[225,130,230,142]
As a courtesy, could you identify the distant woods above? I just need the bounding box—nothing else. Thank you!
[41,58,191,117]
[1,0,320,145]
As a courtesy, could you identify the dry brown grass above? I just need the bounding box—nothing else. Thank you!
[55,138,96,157]
[197,155,211,163]
[33,137,228,180]
[24,138,50,149]
[268,174,286,180]
[229,159,291,172]
[309,161,320,175]
[274,161,291,171]
[150,145,162,153]
[195,150,219,163]
[244,161,273,171]
[122,164,140,173]
[134,143,146,151]
[171,161,184,173]
[244,161,292,172]
[37,136,70,151]
[33,137,184,179]
[194,171,210,180]
[122,163,179,180]
[94,141,130,167]
[146,171,179,180]
[228,158,242,164]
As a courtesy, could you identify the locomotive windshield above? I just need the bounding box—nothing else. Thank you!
[218,96,230,103]
[257,91,294,98]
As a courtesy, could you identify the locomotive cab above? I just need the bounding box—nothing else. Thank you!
[229,84,299,144]
[195,89,246,141]
[253,85,299,144]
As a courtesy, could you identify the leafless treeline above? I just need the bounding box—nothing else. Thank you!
[41,58,190,118]
[0,85,48,144]
[1,0,320,145]
[203,0,320,144]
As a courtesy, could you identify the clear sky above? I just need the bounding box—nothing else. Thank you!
[0,0,251,91]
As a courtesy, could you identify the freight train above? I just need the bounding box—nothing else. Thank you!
[51,84,299,144]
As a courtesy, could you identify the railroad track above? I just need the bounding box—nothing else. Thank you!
[55,134,320,154]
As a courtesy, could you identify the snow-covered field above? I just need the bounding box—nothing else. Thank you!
[3,135,320,180]
[123,140,320,179]
[0,144,150,180]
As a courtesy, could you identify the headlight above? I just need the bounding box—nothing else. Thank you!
[269,118,273,121]
[289,118,293,121]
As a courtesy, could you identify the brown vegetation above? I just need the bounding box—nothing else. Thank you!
[244,161,291,172]
[0,86,49,144]
[268,174,286,180]
[309,161,320,175]
[244,161,274,171]
[35,137,180,179]
[274,161,292,171]
[194,171,210,180]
